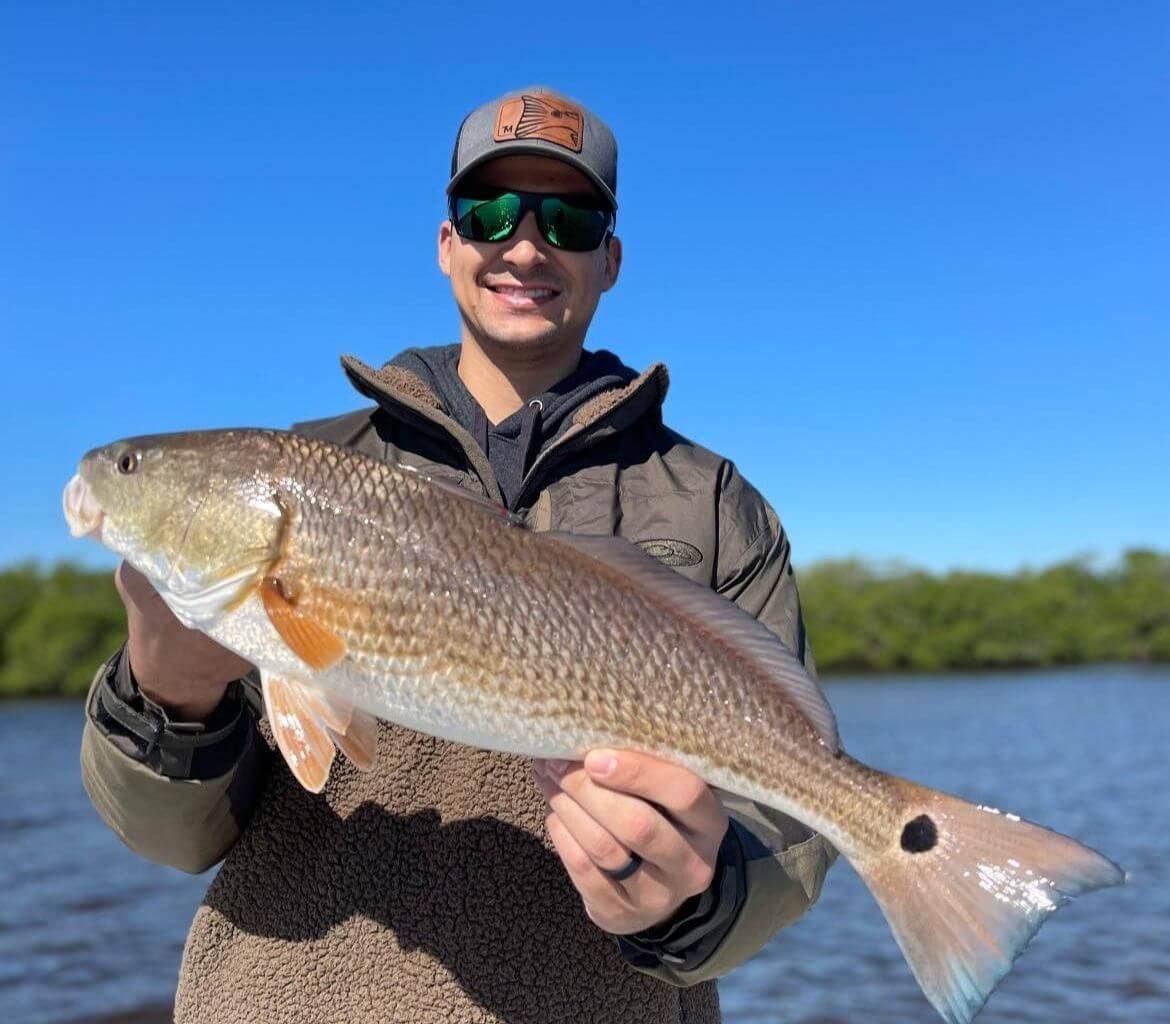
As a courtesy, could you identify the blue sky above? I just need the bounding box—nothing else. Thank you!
[3,2,1166,574]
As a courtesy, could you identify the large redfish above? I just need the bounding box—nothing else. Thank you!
[63,429,1124,1024]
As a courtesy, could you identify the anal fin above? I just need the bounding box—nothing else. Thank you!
[300,684,379,773]
[300,686,353,734]
[330,708,379,772]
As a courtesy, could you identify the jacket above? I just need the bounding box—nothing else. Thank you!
[80,350,837,1024]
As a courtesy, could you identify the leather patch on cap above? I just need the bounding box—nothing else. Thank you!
[494,94,584,152]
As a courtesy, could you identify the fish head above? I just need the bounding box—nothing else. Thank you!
[63,430,288,625]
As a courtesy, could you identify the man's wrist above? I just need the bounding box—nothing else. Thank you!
[91,646,256,780]
[135,676,228,723]
[124,639,230,722]
[617,821,747,971]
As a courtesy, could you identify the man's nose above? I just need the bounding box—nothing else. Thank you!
[500,212,547,269]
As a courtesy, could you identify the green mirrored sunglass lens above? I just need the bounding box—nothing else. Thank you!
[540,198,606,249]
[456,195,520,242]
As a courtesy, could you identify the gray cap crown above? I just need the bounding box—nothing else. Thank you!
[448,86,618,210]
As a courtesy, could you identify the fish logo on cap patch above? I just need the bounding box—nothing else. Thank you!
[494,94,584,153]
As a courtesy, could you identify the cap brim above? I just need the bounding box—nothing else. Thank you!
[446,143,617,211]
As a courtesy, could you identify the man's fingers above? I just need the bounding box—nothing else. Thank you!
[544,811,678,935]
[535,763,672,874]
[583,749,727,838]
[117,561,254,682]
[535,760,716,905]
[115,562,172,616]
[114,561,140,604]
[545,810,628,906]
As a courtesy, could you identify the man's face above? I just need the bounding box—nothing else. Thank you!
[438,154,622,360]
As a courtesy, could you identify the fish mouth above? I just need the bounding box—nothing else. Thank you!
[63,473,105,541]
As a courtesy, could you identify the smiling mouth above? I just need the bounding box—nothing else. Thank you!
[487,284,561,301]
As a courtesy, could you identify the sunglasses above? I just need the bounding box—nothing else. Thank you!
[449,189,614,252]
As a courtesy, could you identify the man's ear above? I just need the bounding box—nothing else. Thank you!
[438,220,453,278]
[602,234,622,292]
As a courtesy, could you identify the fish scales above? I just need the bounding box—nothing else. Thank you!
[64,427,1126,1024]
[281,432,838,808]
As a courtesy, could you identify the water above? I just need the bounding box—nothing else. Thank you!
[728,665,1169,1024]
[1,666,1167,1024]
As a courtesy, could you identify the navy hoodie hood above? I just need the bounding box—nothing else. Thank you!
[388,344,638,507]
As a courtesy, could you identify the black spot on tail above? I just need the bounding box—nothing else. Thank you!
[900,814,938,853]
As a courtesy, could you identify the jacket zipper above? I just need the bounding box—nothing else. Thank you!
[510,370,665,510]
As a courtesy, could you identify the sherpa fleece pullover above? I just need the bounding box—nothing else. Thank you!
[80,348,837,1024]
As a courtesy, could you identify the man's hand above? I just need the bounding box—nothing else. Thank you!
[116,562,254,721]
[533,750,729,935]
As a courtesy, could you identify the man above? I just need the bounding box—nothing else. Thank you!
[81,87,836,1023]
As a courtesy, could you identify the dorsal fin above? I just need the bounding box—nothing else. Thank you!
[541,532,839,751]
[397,464,528,528]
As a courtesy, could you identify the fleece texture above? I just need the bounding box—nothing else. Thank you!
[175,721,722,1024]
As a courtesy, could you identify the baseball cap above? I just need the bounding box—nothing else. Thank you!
[447,86,618,211]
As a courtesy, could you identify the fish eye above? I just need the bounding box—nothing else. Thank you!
[116,449,140,475]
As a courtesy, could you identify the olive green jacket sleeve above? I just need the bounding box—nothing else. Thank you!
[626,464,839,986]
[79,657,269,874]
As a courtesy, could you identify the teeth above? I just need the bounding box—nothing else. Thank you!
[494,287,554,298]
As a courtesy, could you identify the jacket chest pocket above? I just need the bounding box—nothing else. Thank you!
[546,472,716,587]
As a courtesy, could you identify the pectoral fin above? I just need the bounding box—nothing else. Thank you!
[260,577,347,670]
[260,671,337,793]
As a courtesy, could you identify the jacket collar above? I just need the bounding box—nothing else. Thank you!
[341,354,669,431]
[340,353,670,504]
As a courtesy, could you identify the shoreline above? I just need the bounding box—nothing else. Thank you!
[3,660,1165,703]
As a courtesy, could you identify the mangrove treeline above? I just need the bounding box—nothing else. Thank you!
[798,549,1170,673]
[1,549,1168,698]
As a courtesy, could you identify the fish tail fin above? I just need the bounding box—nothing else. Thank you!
[853,776,1125,1024]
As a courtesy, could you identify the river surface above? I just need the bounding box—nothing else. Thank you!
[1,665,1167,1024]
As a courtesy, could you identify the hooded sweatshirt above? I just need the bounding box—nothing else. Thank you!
[390,344,637,508]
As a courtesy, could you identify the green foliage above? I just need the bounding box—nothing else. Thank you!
[0,564,125,697]
[799,549,1170,674]
[0,551,1167,696]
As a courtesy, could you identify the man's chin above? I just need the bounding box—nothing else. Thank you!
[481,320,569,351]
